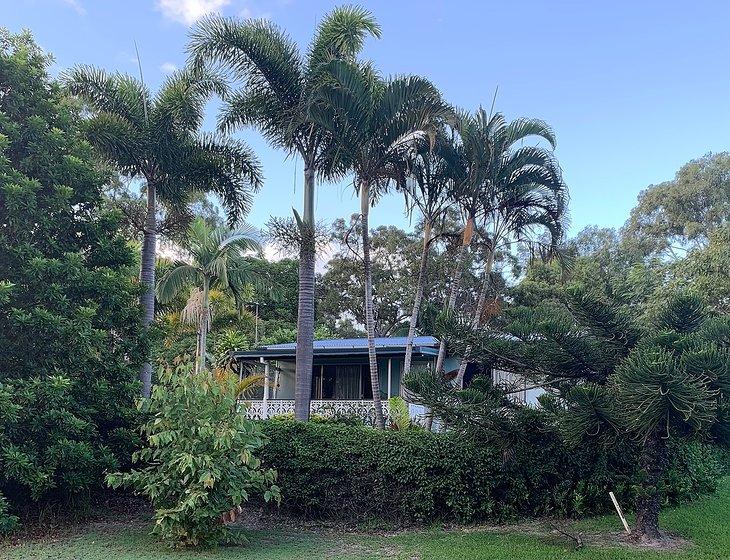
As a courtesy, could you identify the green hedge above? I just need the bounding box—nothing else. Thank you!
[258,417,724,523]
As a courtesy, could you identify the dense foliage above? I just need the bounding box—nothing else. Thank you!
[0,30,143,529]
[107,362,280,547]
[408,284,729,539]
[258,419,722,523]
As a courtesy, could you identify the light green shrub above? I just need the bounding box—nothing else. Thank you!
[107,362,280,548]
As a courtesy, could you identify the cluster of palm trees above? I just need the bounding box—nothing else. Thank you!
[66,5,567,429]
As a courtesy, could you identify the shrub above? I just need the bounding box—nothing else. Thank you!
[258,415,722,523]
[107,362,280,548]
[0,492,19,535]
[0,30,143,525]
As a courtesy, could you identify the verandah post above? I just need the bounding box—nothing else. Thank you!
[261,357,270,419]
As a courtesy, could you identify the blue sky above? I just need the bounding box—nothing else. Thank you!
[3,0,729,236]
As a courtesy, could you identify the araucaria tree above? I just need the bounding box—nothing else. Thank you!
[312,59,450,428]
[411,288,729,542]
[0,30,143,524]
[188,7,381,421]
[156,218,262,374]
[65,66,262,397]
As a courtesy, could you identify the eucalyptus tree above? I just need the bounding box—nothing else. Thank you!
[312,59,451,428]
[401,131,459,378]
[453,114,567,386]
[65,67,262,397]
[156,218,262,374]
[188,6,381,421]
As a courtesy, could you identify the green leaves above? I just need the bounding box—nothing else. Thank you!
[0,30,143,529]
[106,361,279,547]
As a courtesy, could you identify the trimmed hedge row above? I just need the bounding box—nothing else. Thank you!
[258,416,724,523]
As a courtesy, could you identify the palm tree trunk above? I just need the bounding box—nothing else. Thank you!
[361,181,385,429]
[294,166,316,421]
[139,182,157,397]
[634,428,668,542]
[403,219,432,379]
[435,214,474,373]
[455,249,494,388]
[197,277,211,375]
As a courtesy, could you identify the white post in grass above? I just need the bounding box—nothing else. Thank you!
[609,491,631,535]
[261,357,269,420]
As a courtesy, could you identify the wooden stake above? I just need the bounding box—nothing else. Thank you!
[609,491,631,535]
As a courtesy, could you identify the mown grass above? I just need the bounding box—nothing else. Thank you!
[2,478,728,560]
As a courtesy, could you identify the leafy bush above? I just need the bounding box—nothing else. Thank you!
[0,30,142,525]
[258,415,722,523]
[108,362,280,548]
[0,492,18,535]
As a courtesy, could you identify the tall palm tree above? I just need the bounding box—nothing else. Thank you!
[156,218,262,374]
[312,59,450,428]
[401,131,458,378]
[65,67,262,397]
[433,110,490,374]
[434,109,564,376]
[453,113,567,387]
[188,6,381,421]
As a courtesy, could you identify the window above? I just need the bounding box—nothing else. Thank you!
[311,364,373,400]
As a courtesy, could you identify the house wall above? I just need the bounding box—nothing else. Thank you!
[493,369,543,406]
[257,355,436,400]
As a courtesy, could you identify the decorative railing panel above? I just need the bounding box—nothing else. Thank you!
[242,399,389,426]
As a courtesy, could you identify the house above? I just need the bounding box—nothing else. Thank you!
[232,336,456,423]
[231,335,541,424]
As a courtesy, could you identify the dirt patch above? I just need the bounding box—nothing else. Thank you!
[1,495,150,547]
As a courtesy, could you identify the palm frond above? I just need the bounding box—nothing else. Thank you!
[156,262,200,304]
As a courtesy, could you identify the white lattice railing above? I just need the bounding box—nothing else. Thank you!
[242,399,389,426]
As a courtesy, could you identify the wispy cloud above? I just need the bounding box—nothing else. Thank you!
[160,62,178,74]
[61,0,86,15]
[155,0,231,25]
[239,6,270,20]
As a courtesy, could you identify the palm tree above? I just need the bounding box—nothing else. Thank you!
[401,131,458,378]
[433,110,490,374]
[188,6,381,421]
[156,218,262,374]
[312,59,450,428]
[453,113,567,387]
[65,67,262,397]
[434,109,564,376]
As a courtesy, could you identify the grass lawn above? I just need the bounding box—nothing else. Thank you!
[2,478,728,560]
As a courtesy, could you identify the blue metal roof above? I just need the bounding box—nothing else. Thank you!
[265,336,439,351]
[232,336,440,360]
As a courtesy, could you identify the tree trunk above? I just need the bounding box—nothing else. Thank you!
[402,219,432,379]
[455,249,494,388]
[294,166,316,421]
[361,181,385,429]
[196,277,210,375]
[139,182,157,397]
[435,214,474,373]
[634,428,669,542]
